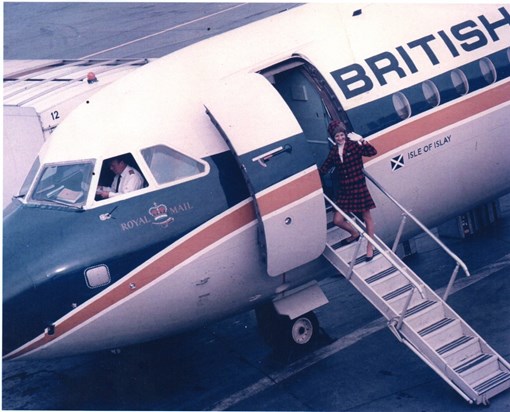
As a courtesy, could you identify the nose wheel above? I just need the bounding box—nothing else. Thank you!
[255,304,319,350]
[291,315,316,345]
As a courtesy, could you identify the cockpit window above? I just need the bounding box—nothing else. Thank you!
[29,161,94,207]
[141,144,206,185]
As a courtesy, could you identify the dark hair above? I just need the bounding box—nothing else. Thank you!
[328,120,347,138]
[109,155,127,165]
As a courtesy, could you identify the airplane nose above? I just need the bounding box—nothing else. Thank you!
[2,203,56,357]
[2,267,39,356]
[3,234,40,356]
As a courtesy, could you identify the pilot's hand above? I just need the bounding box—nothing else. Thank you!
[97,190,109,199]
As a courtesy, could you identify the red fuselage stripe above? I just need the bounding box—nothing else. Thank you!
[370,82,510,159]
[5,203,257,360]
[257,168,322,216]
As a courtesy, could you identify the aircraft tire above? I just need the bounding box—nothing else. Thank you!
[285,311,319,347]
[255,304,319,350]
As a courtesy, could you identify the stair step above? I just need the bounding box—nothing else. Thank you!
[372,272,409,297]
[356,257,394,281]
[353,250,380,265]
[454,354,492,374]
[326,224,352,245]
[326,226,344,245]
[418,318,455,336]
[332,237,361,250]
[389,289,426,313]
[404,300,436,318]
[473,371,510,395]
[437,335,474,355]
[454,353,500,385]
[366,266,398,284]
[423,319,464,349]
[405,301,445,331]
[440,335,484,369]
[382,283,413,301]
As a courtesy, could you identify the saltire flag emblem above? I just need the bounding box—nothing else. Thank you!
[391,154,404,171]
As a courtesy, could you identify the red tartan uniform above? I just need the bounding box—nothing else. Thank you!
[319,139,377,213]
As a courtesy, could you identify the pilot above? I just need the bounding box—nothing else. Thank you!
[319,120,377,261]
[96,156,144,199]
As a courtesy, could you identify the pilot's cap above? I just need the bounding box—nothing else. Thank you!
[328,120,347,138]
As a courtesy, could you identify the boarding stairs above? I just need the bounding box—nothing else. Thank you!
[322,174,510,405]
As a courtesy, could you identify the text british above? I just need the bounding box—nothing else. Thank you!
[332,7,510,99]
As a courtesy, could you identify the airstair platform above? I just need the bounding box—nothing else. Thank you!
[323,197,510,405]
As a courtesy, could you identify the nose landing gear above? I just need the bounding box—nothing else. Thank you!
[255,304,319,351]
[291,315,317,345]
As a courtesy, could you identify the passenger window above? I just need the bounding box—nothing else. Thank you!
[479,57,497,85]
[451,69,469,96]
[141,144,206,185]
[422,80,440,107]
[96,153,146,201]
[392,92,411,120]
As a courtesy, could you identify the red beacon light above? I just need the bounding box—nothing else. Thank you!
[87,72,98,84]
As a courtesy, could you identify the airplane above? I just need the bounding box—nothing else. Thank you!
[3,3,510,405]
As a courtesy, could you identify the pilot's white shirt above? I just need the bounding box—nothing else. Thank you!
[107,165,144,197]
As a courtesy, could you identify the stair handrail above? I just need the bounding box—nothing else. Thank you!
[363,171,471,286]
[324,194,426,299]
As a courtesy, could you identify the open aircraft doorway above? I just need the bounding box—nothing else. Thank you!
[259,57,350,168]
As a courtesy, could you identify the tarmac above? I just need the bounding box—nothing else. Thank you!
[3,3,300,60]
[3,3,510,410]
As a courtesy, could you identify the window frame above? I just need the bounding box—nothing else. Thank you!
[26,159,96,208]
[93,152,149,203]
[140,144,210,189]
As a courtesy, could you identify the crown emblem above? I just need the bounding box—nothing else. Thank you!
[149,202,168,221]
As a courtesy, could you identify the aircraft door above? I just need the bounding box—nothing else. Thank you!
[205,73,327,277]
